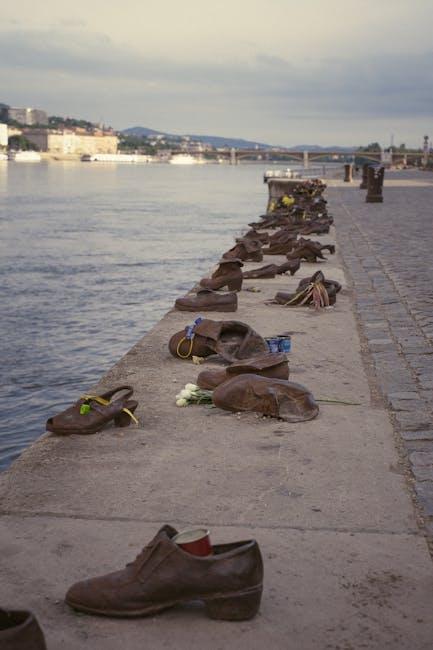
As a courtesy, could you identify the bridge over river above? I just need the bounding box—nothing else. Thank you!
[206,148,432,167]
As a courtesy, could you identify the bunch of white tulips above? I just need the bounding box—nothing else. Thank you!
[175,383,213,407]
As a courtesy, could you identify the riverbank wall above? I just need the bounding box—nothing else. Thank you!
[1,173,432,649]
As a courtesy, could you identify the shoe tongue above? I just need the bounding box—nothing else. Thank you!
[155,524,178,540]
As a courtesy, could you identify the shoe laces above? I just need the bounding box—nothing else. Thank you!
[127,539,160,570]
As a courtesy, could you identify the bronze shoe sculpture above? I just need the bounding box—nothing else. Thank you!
[212,374,319,422]
[238,228,269,244]
[222,239,263,262]
[197,352,289,389]
[242,259,300,279]
[0,608,47,650]
[169,318,267,361]
[175,289,237,312]
[272,270,340,307]
[65,525,263,621]
[46,385,138,435]
[297,237,335,256]
[262,240,298,255]
[276,259,301,276]
[200,258,243,292]
[242,264,278,279]
[286,241,326,263]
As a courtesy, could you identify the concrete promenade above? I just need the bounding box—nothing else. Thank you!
[1,172,432,649]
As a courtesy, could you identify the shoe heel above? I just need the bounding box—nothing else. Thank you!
[204,588,262,621]
[227,278,242,292]
[114,401,138,427]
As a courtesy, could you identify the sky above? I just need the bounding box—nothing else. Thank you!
[1,0,433,147]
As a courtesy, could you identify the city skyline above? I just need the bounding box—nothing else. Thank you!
[2,0,432,147]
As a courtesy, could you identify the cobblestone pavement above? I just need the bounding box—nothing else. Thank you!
[329,170,433,545]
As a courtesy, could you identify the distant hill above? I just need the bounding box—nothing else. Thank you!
[122,127,357,151]
[122,126,272,149]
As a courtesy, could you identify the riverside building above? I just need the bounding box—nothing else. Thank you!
[24,128,119,155]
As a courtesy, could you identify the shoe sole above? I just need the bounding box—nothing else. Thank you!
[175,305,237,312]
[66,584,262,621]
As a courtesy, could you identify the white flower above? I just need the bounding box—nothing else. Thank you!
[179,389,191,399]
[176,398,188,407]
[185,383,199,391]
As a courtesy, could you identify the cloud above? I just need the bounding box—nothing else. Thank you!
[1,26,432,143]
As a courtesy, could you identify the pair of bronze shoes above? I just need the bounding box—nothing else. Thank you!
[0,609,46,649]
[272,271,342,307]
[46,385,138,435]
[65,525,263,621]
[197,352,319,423]
[242,259,301,279]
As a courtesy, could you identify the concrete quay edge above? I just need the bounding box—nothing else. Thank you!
[1,178,432,649]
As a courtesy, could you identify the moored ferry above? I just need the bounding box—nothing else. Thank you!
[169,154,206,165]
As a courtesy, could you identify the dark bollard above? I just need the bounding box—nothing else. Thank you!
[366,165,384,203]
[343,163,353,182]
[359,163,369,189]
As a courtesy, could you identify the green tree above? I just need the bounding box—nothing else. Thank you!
[357,142,381,152]
[8,135,39,151]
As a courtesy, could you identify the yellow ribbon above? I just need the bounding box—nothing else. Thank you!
[81,394,139,425]
[176,336,194,359]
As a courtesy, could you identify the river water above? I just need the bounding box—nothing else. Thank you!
[1,161,293,470]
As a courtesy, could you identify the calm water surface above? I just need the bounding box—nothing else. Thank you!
[0,161,274,470]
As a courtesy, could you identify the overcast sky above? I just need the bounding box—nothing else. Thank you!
[2,0,432,146]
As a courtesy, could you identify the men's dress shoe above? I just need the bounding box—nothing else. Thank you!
[65,525,263,620]
[175,289,237,312]
[197,352,289,389]
[212,374,319,422]
[0,609,47,650]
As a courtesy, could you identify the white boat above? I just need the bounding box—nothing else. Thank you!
[264,168,294,180]
[81,153,152,163]
[8,150,41,162]
[169,154,206,165]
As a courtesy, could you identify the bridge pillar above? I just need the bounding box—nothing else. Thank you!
[303,151,309,169]
[230,148,237,165]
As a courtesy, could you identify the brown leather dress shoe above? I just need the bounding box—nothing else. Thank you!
[65,525,263,620]
[197,352,289,389]
[212,374,319,422]
[0,609,47,650]
[175,289,237,312]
